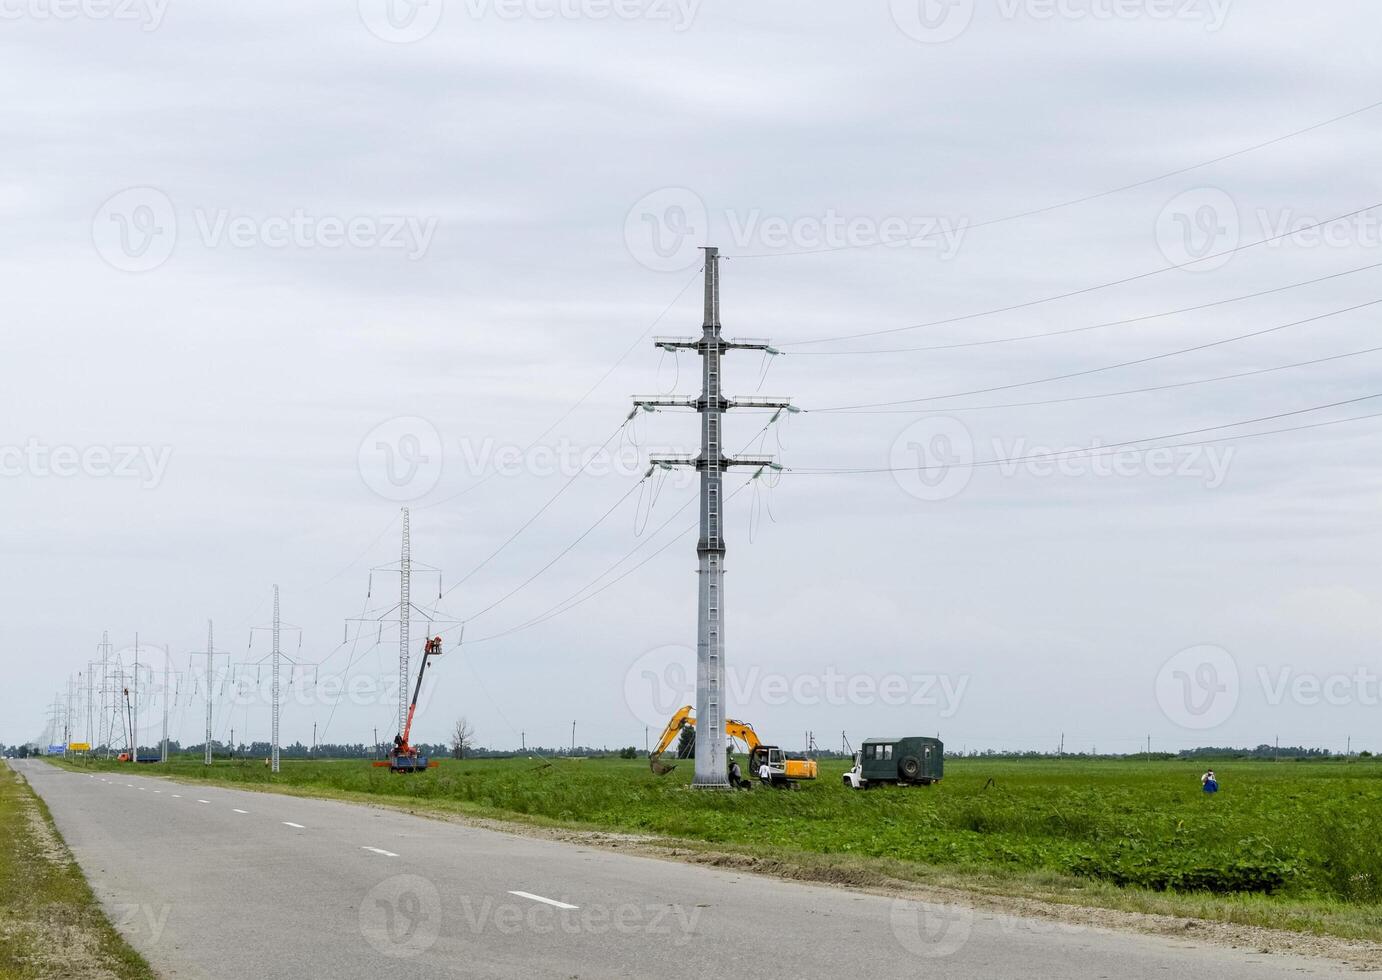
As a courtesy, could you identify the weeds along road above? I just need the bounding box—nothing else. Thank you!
[11,759,1362,980]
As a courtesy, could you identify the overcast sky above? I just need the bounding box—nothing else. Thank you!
[3,0,1381,756]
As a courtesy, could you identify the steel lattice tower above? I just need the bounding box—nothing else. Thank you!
[399,508,411,738]
[271,585,281,772]
[205,621,215,764]
[634,247,790,788]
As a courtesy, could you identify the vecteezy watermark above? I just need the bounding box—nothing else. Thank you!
[889,899,975,958]
[889,417,976,503]
[358,0,445,42]
[358,416,445,502]
[1156,644,1382,730]
[456,437,657,480]
[888,0,1231,44]
[1257,666,1382,708]
[1155,644,1240,730]
[0,0,170,30]
[91,186,439,273]
[1156,186,1382,271]
[360,875,442,958]
[0,439,171,489]
[889,417,1235,502]
[623,188,969,272]
[358,0,699,41]
[623,644,969,730]
[212,667,437,715]
[111,904,174,944]
[459,897,701,945]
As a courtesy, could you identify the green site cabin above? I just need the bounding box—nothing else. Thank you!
[858,737,944,785]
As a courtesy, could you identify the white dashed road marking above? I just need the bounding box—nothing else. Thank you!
[509,891,578,910]
[282,822,306,829]
[233,809,249,814]
[361,847,399,857]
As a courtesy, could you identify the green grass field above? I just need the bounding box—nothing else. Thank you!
[55,754,1382,940]
[0,764,154,980]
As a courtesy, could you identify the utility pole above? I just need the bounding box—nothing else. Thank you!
[97,632,111,753]
[197,621,230,765]
[571,720,576,754]
[229,728,234,759]
[133,633,140,758]
[521,731,525,751]
[633,247,791,789]
[399,507,411,740]
[272,588,281,772]
[161,647,170,763]
[312,722,317,755]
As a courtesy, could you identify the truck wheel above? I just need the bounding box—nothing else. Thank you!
[901,757,921,780]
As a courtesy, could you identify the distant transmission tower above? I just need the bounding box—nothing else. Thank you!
[350,508,459,748]
[247,585,303,773]
[194,621,230,765]
[399,507,412,737]
[633,247,791,788]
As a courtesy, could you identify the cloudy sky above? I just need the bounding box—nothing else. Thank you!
[4,0,1381,756]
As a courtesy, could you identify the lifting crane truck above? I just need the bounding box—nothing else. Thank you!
[373,636,444,773]
[648,706,818,787]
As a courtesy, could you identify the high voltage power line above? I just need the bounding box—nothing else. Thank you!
[808,297,1382,413]
[788,261,1382,356]
[782,203,1382,347]
[731,96,1382,259]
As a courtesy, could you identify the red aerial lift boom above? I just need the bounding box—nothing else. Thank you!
[373,636,443,773]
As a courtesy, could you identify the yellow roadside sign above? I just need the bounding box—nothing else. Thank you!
[68,743,91,752]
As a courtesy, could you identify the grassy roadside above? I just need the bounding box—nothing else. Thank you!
[54,754,1382,947]
[0,763,155,980]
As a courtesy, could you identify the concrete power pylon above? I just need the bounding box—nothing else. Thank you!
[633,247,790,788]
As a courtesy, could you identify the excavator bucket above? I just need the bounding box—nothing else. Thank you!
[649,754,677,776]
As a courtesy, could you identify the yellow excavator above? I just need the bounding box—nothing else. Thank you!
[648,705,818,786]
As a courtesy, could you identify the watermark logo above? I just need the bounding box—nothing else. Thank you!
[890,0,1231,43]
[889,899,974,957]
[358,0,444,42]
[92,187,177,273]
[889,0,975,43]
[890,417,975,502]
[1155,644,1239,730]
[624,190,969,271]
[358,416,445,502]
[360,874,442,957]
[1257,665,1382,708]
[111,904,173,944]
[0,0,170,30]
[0,439,172,489]
[623,644,970,730]
[1155,187,1239,271]
[92,187,439,272]
[458,897,701,943]
[891,417,1236,501]
[624,187,707,273]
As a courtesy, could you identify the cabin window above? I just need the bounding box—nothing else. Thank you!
[882,744,893,760]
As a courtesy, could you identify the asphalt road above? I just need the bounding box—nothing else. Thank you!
[12,759,1366,979]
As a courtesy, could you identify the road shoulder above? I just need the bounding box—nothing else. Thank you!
[1,761,156,980]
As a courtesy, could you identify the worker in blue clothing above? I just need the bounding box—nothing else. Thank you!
[1201,769,1219,793]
